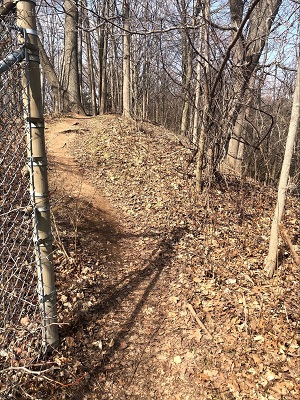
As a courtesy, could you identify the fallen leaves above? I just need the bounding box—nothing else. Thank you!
[173,355,182,364]
[40,115,300,400]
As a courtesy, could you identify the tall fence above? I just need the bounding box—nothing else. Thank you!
[0,1,58,397]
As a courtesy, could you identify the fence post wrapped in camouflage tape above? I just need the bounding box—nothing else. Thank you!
[16,0,59,350]
[0,1,59,394]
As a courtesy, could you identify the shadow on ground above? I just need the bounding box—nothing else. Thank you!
[46,141,188,399]
[53,211,186,399]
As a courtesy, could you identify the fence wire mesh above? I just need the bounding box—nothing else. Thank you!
[0,10,49,398]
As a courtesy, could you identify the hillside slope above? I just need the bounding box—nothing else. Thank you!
[44,114,300,400]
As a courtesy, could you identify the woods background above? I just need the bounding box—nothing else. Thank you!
[38,0,300,191]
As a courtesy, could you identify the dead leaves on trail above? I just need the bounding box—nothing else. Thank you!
[46,115,300,399]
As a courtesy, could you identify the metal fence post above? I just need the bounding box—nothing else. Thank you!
[16,0,59,350]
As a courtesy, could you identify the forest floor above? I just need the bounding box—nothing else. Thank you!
[40,114,300,400]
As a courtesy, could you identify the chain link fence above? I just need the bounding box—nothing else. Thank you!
[0,5,57,398]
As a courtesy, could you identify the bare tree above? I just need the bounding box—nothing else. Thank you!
[82,0,97,115]
[177,0,195,137]
[195,0,210,191]
[225,0,282,171]
[264,57,300,278]
[122,0,131,118]
[37,35,63,113]
[63,0,85,114]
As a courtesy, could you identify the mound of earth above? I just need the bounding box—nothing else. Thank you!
[38,114,300,400]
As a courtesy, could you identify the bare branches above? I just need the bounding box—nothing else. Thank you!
[210,0,262,103]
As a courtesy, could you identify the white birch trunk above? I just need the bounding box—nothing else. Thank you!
[264,57,300,277]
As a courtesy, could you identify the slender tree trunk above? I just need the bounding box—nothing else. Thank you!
[195,0,210,191]
[180,46,192,136]
[192,14,204,145]
[100,32,107,114]
[179,0,195,137]
[122,0,131,118]
[83,0,97,115]
[109,29,121,113]
[264,57,300,278]
[78,1,83,104]
[63,0,85,114]
[97,0,108,114]
[180,27,192,135]
[86,32,97,115]
[109,38,116,112]
[142,59,149,120]
[131,35,138,117]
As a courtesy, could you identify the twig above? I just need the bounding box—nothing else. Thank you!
[3,366,87,387]
[1,366,56,376]
[46,372,88,387]
[279,223,300,265]
[51,209,69,260]
[186,303,213,339]
[242,293,249,336]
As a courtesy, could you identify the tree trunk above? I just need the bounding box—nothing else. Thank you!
[179,0,195,137]
[264,57,300,277]
[63,0,85,114]
[225,0,282,170]
[109,28,121,113]
[131,35,139,118]
[142,49,149,120]
[195,0,210,191]
[109,38,116,112]
[122,0,131,118]
[78,1,83,104]
[192,13,204,145]
[83,0,97,115]
[97,0,108,114]
[180,40,193,136]
[86,30,97,116]
[226,108,246,172]
[37,36,63,113]
[99,32,108,114]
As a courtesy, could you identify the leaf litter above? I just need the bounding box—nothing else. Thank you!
[34,114,300,399]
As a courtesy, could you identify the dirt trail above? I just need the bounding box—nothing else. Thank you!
[45,116,113,217]
[44,117,190,399]
[45,116,121,262]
